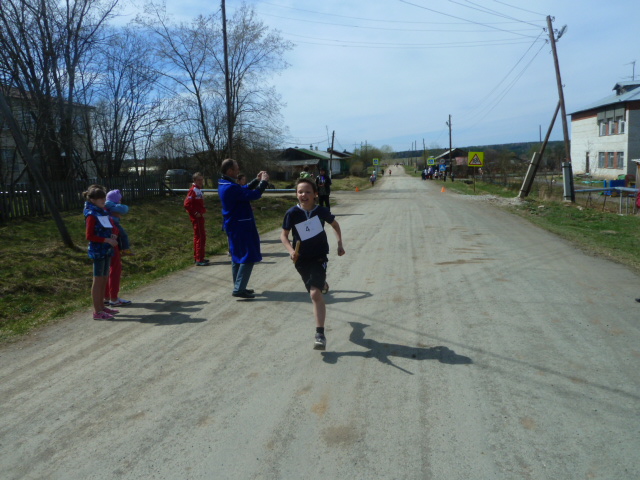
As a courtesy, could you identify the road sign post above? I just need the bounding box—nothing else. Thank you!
[468,152,484,193]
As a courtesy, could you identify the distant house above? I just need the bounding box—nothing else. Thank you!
[274,146,351,179]
[570,81,640,180]
[433,148,469,166]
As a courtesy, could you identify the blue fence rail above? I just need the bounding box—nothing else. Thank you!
[575,186,639,214]
[0,175,165,222]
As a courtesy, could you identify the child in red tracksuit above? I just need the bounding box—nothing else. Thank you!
[184,172,208,266]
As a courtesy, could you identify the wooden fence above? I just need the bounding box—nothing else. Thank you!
[0,175,165,222]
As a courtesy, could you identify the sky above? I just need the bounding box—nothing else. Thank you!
[122,0,640,153]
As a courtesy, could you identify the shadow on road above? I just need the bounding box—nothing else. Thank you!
[322,322,473,374]
[96,299,209,325]
[253,289,373,303]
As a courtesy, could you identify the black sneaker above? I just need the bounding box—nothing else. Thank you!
[232,290,255,299]
[314,333,326,350]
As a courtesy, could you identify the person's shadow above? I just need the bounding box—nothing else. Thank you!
[97,299,209,325]
[321,322,472,374]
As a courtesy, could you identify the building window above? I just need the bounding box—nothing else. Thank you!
[609,120,616,135]
[619,120,626,134]
[599,121,607,136]
[0,148,20,181]
[598,151,626,169]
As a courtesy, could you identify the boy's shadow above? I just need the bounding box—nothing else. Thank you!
[321,322,472,374]
[99,299,208,325]
[255,290,372,303]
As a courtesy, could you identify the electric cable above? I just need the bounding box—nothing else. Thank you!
[396,0,538,38]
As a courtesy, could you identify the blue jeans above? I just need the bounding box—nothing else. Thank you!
[232,262,254,293]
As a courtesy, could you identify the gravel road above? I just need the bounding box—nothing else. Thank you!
[1,166,639,480]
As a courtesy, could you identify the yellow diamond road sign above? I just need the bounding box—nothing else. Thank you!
[468,152,484,167]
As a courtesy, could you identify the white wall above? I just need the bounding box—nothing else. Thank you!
[570,111,631,180]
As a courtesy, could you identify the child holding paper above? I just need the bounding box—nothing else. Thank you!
[280,178,345,350]
[83,185,119,320]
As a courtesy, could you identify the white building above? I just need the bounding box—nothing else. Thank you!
[570,81,640,180]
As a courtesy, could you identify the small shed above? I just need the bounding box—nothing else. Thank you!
[276,147,346,179]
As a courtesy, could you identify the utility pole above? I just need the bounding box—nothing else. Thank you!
[329,130,335,176]
[447,115,452,181]
[519,101,561,198]
[626,60,636,81]
[222,0,233,159]
[546,16,574,201]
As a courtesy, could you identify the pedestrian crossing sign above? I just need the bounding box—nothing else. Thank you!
[468,152,484,167]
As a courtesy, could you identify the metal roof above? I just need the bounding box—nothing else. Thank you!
[570,83,640,115]
[291,148,334,159]
[274,159,320,168]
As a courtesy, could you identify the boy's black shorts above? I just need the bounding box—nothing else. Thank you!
[295,256,327,292]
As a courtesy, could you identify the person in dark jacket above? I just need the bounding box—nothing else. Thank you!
[315,167,332,210]
[218,159,269,299]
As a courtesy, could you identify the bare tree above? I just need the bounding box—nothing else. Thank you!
[220,4,292,160]
[137,2,292,175]
[0,0,119,180]
[89,27,164,177]
[136,5,221,176]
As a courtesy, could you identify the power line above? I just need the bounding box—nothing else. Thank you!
[450,0,543,28]
[460,39,547,131]
[396,0,540,38]
[282,32,541,49]
[260,1,541,25]
[257,11,541,34]
[467,31,545,115]
[490,0,547,17]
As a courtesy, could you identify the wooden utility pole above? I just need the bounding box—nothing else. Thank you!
[222,0,233,159]
[447,115,452,179]
[329,130,335,175]
[546,15,574,201]
[0,91,74,248]
[519,101,561,198]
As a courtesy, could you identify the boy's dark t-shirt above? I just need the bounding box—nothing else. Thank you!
[282,205,335,259]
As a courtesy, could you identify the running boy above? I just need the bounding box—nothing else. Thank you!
[280,178,345,350]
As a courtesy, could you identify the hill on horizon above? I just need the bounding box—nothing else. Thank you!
[395,140,564,159]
